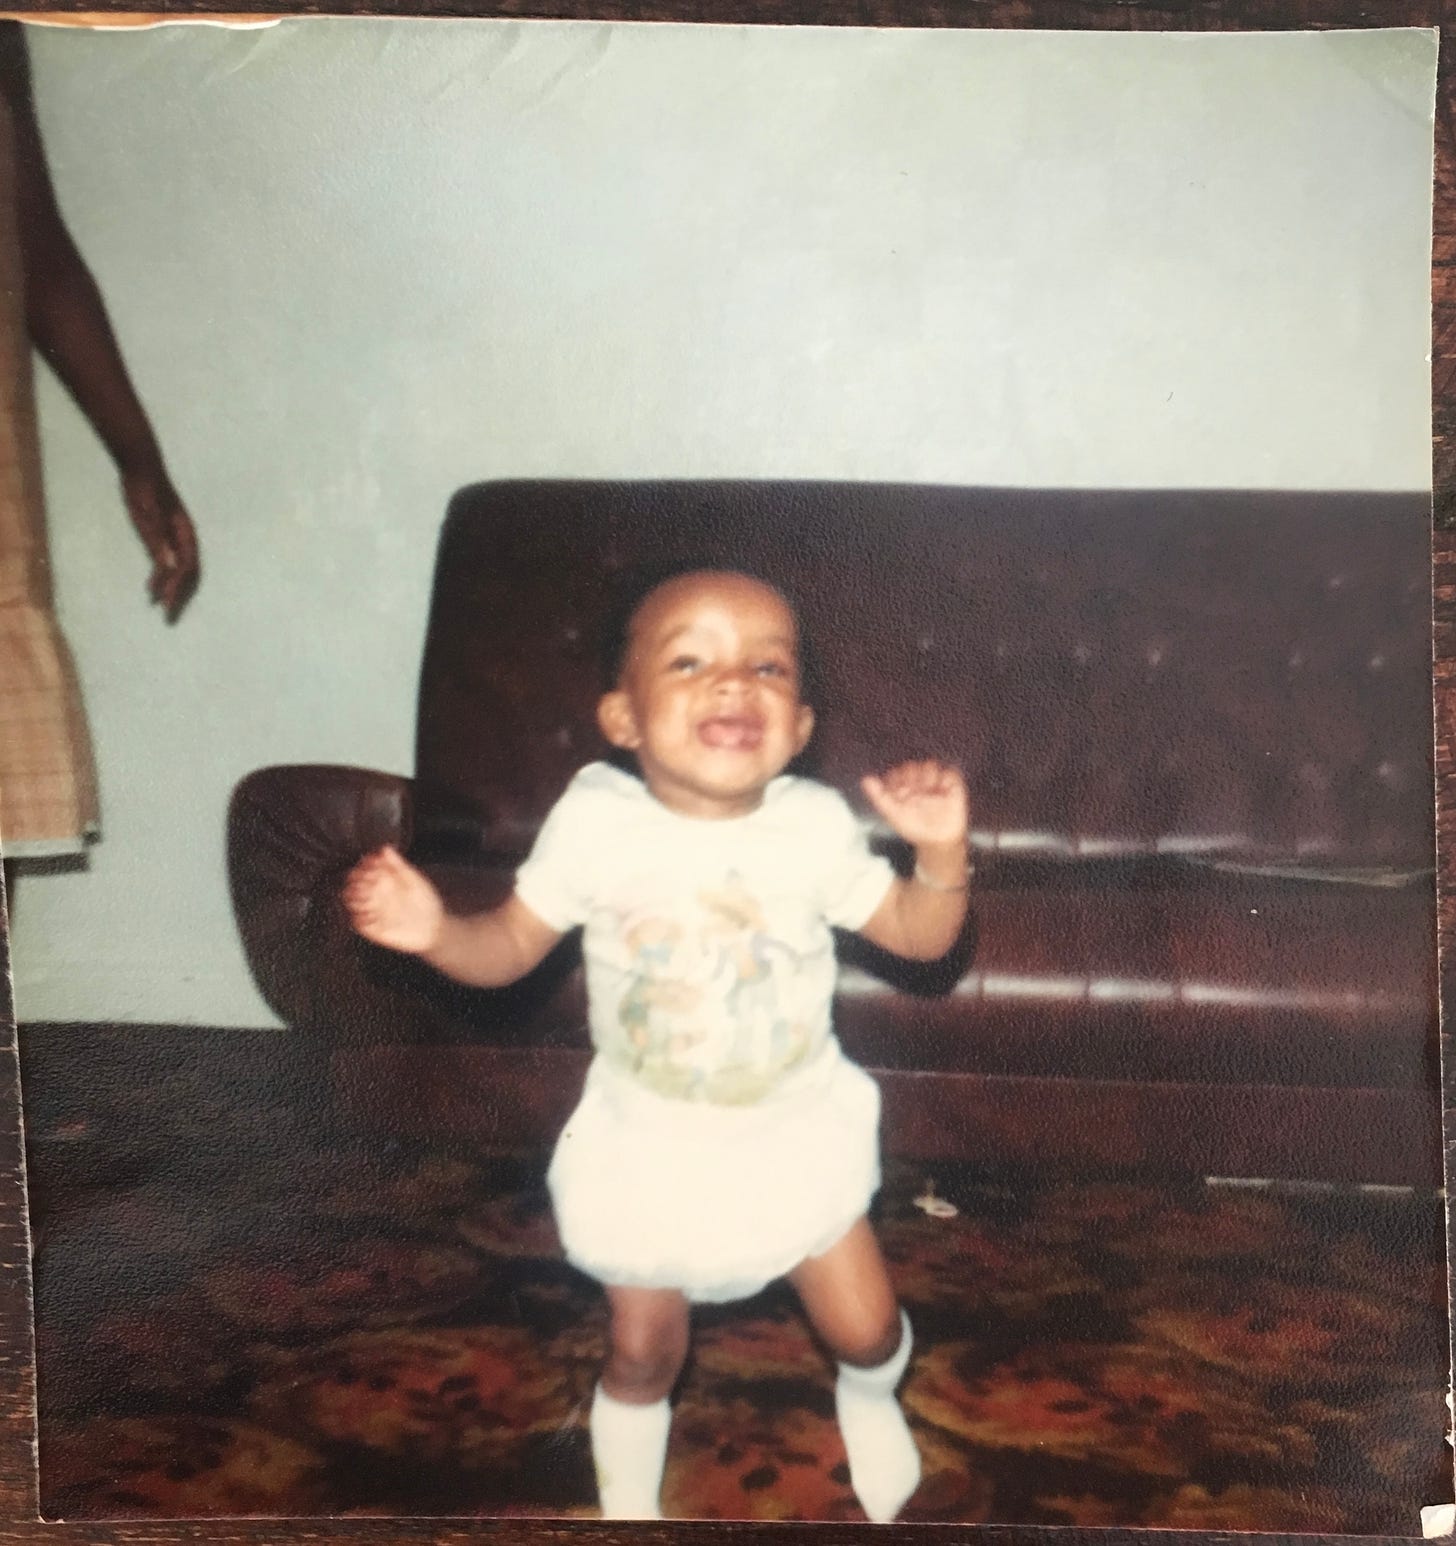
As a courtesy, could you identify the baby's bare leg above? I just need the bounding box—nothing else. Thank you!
[789,1218,900,1364]
[590,1285,690,1520]
[790,1219,920,1523]
[603,1284,690,1401]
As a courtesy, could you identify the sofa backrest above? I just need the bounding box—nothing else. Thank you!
[414,481,1431,870]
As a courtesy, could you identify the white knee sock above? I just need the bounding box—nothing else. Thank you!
[590,1383,671,1520]
[835,1308,920,1523]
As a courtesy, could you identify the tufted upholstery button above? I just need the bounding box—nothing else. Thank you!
[414,481,1431,874]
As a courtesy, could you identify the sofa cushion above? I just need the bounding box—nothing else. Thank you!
[414,482,1431,872]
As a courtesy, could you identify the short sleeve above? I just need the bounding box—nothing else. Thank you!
[814,786,896,931]
[513,778,594,932]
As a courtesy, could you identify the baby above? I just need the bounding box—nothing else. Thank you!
[344,569,969,1522]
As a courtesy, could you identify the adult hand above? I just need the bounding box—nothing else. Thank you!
[121,466,200,622]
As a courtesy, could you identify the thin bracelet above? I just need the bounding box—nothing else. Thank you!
[914,861,972,892]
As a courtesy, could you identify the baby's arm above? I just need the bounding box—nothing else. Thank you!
[856,761,970,961]
[343,845,562,988]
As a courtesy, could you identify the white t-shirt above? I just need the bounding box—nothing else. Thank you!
[515,761,894,1104]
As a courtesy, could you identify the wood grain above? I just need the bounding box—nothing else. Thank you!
[2,3,1452,1543]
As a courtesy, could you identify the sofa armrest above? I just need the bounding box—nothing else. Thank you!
[228,764,412,1032]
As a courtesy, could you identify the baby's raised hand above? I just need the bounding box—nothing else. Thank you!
[341,844,445,955]
[862,760,970,849]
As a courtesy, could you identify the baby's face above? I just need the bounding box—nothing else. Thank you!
[598,572,814,819]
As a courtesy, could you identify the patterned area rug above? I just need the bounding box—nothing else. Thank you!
[20,1039,1451,1528]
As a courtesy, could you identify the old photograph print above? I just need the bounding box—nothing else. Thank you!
[2,18,1444,1528]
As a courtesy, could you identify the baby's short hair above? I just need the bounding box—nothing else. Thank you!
[597,563,822,702]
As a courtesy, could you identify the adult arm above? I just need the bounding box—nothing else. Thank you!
[0,21,199,619]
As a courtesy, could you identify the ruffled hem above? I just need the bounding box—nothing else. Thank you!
[547,1044,882,1304]
[560,1196,875,1304]
[2,823,97,860]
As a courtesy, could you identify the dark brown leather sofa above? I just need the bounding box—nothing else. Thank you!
[228,481,1438,1184]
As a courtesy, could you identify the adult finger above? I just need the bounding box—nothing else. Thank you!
[150,550,179,610]
[122,484,170,603]
[163,509,201,622]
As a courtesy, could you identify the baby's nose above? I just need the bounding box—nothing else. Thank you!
[713,664,754,691]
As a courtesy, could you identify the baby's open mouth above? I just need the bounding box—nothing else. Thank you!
[697,715,764,750]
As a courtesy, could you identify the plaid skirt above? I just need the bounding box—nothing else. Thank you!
[0,104,99,861]
[0,599,99,857]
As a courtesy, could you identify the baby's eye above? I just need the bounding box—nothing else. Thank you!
[667,655,701,674]
[755,660,791,679]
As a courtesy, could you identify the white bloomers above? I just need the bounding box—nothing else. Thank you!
[547,1039,881,1303]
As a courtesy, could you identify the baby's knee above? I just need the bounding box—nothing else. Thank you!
[605,1312,689,1400]
[833,1307,905,1370]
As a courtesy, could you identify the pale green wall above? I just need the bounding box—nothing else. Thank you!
[10,21,1436,1025]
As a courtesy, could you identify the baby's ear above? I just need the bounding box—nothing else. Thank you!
[597,690,642,749]
[794,703,815,753]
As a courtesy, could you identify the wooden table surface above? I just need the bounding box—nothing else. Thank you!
[1,2,1452,1542]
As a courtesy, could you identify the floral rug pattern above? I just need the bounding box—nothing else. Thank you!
[21,1041,1451,1529]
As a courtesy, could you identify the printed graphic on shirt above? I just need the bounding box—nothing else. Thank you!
[602,870,829,1103]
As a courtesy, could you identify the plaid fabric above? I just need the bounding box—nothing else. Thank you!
[0,604,99,852]
[0,100,98,855]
